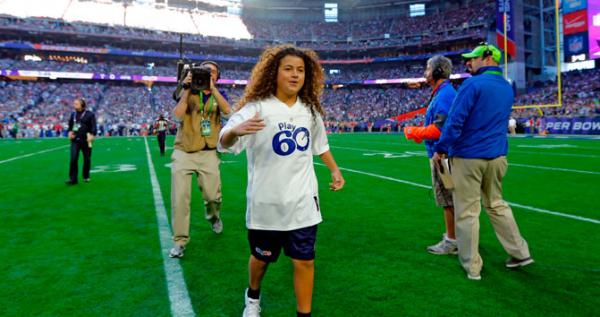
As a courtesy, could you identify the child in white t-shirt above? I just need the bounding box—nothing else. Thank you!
[219,44,345,317]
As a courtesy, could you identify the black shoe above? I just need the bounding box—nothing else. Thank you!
[65,180,78,185]
[506,257,534,268]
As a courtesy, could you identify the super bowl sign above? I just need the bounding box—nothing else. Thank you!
[545,117,600,135]
[564,10,589,35]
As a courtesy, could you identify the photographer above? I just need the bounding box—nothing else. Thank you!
[66,98,96,185]
[169,61,232,258]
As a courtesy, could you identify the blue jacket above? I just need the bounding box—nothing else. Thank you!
[434,66,512,159]
[424,80,456,158]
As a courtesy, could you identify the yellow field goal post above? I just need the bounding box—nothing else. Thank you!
[509,0,562,113]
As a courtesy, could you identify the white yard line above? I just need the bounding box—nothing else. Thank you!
[331,145,425,156]
[331,145,600,174]
[144,138,195,317]
[0,145,69,164]
[510,150,600,159]
[509,163,600,175]
[315,163,600,225]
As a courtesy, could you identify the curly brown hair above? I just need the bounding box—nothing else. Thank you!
[237,44,326,117]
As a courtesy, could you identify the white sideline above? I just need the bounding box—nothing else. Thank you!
[315,163,600,225]
[144,138,195,317]
[0,145,69,164]
[509,163,600,175]
[331,145,600,175]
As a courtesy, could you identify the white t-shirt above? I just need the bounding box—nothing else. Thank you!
[218,96,330,230]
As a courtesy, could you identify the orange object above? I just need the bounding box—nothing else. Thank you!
[403,124,441,143]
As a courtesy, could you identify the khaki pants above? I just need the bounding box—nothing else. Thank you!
[429,159,454,208]
[450,157,530,276]
[171,149,222,246]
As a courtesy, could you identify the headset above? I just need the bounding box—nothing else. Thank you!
[432,66,444,81]
[78,98,87,109]
[200,61,221,80]
[431,55,447,81]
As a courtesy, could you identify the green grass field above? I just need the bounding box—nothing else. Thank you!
[1,134,599,316]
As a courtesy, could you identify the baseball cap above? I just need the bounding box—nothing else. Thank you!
[461,43,502,63]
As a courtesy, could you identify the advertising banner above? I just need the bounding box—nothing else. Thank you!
[496,0,517,57]
[564,9,589,35]
[588,0,600,59]
[544,117,600,135]
[563,0,588,14]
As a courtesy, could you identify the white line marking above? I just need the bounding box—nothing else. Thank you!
[506,202,600,224]
[509,163,600,175]
[517,144,576,149]
[511,150,600,158]
[333,139,419,147]
[333,145,600,174]
[144,137,195,317]
[0,145,69,164]
[315,163,431,190]
[331,145,425,156]
[315,163,600,224]
[333,141,600,158]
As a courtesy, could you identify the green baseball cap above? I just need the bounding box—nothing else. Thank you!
[461,43,502,63]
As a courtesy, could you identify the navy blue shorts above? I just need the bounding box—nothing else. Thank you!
[248,225,318,263]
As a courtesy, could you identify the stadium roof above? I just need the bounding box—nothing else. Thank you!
[242,0,434,10]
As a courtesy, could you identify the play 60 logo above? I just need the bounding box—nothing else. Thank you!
[272,122,310,156]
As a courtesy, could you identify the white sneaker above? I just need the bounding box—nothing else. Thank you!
[242,288,261,317]
[467,272,481,280]
[505,256,534,268]
[169,245,185,258]
[427,234,458,255]
[212,218,223,234]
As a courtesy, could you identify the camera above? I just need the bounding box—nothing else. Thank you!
[173,62,211,101]
[181,63,211,92]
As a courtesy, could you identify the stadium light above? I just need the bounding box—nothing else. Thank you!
[324,3,338,23]
[0,0,251,39]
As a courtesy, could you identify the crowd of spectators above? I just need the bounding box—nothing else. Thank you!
[0,79,431,137]
[2,57,447,84]
[1,65,598,138]
[513,67,600,119]
[0,1,492,52]
[1,0,598,138]
[242,2,493,42]
[0,58,253,79]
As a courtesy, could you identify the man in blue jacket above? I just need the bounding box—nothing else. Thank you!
[404,55,457,255]
[433,43,533,280]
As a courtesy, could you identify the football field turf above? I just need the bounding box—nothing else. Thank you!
[1,134,599,316]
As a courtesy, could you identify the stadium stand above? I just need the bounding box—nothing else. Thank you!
[0,0,598,138]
